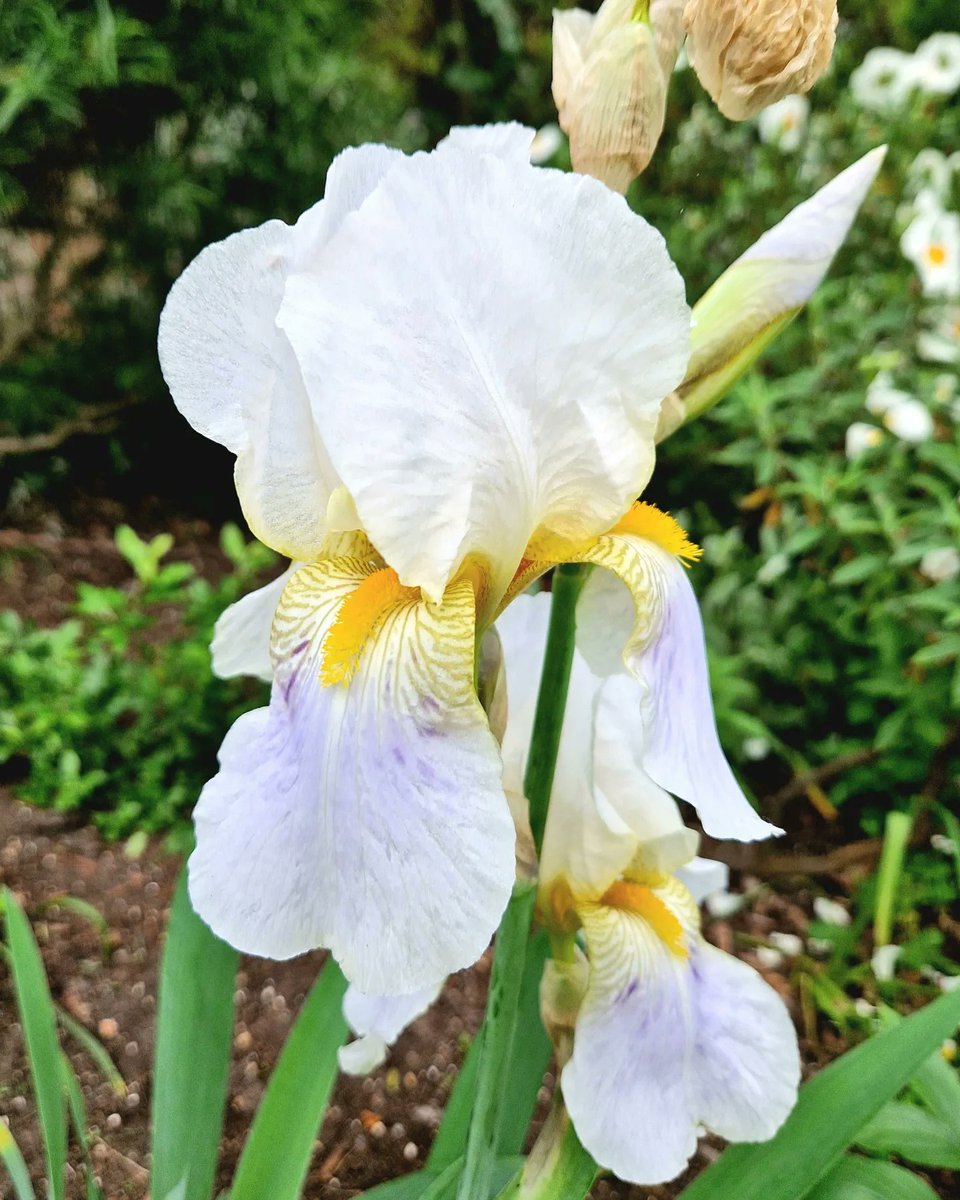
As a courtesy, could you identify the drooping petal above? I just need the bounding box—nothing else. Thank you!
[690,943,800,1142]
[575,523,780,841]
[158,144,404,559]
[277,149,689,606]
[563,903,798,1185]
[339,980,445,1074]
[188,559,514,993]
[210,563,299,682]
[676,856,729,903]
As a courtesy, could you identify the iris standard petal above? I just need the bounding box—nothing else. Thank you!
[210,562,299,682]
[158,143,405,559]
[188,559,514,993]
[436,122,536,161]
[563,902,798,1184]
[277,148,689,606]
[339,980,445,1074]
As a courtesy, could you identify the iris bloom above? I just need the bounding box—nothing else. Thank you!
[162,131,882,995]
[159,123,692,992]
[337,576,800,1185]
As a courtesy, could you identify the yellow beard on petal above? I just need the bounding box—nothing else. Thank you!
[600,879,689,959]
[610,502,703,566]
[320,566,420,685]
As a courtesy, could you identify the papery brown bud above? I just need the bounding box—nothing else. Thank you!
[682,0,838,121]
[552,0,668,193]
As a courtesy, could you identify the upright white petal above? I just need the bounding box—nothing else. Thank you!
[437,122,535,161]
[278,148,689,604]
[159,144,405,559]
[677,856,729,903]
[189,561,514,992]
[210,563,298,682]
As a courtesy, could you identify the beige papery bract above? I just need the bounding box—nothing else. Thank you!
[552,0,672,193]
[683,0,837,120]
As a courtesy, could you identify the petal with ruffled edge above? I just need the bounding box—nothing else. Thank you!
[278,150,689,607]
[563,904,799,1185]
[573,516,780,842]
[339,980,445,1074]
[158,144,404,559]
[210,563,299,682]
[437,122,535,161]
[188,559,514,993]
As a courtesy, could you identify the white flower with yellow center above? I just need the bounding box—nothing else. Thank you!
[757,94,810,152]
[500,585,799,1184]
[159,124,692,992]
[883,396,935,443]
[845,422,884,459]
[850,47,916,112]
[901,207,960,299]
[913,33,960,97]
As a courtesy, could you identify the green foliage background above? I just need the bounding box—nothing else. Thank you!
[0,0,958,865]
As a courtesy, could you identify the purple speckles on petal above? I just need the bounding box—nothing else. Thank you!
[291,639,310,657]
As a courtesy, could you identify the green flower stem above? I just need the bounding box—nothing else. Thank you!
[493,1102,598,1200]
[455,564,586,1200]
[455,881,538,1200]
[524,563,588,855]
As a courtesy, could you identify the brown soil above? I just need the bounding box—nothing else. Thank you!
[0,792,862,1200]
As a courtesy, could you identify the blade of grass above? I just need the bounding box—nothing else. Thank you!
[805,1155,938,1200]
[873,809,912,948]
[909,1047,960,1138]
[855,1101,960,1170]
[3,887,67,1200]
[0,1120,37,1200]
[361,1157,524,1200]
[230,959,347,1200]
[38,897,111,956]
[677,985,960,1200]
[150,869,238,1200]
[55,1008,125,1097]
[61,1053,105,1200]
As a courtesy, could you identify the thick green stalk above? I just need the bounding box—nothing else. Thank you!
[455,564,586,1200]
[455,882,538,1200]
[524,563,588,854]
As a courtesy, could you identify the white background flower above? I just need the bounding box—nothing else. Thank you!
[900,207,960,299]
[758,94,810,152]
[913,32,960,97]
[850,47,915,111]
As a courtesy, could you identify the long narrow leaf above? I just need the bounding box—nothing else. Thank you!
[3,888,67,1200]
[909,1048,960,1138]
[361,1157,524,1200]
[874,809,912,947]
[55,1008,125,1097]
[150,870,238,1200]
[61,1054,105,1200]
[430,931,551,1170]
[0,1120,37,1200]
[805,1155,939,1200]
[230,959,347,1200]
[855,1101,960,1169]
[678,986,960,1200]
[455,885,537,1200]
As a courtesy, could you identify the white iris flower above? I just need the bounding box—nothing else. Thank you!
[159,123,693,992]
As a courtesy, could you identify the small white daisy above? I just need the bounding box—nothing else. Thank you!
[913,32,960,97]
[883,396,935,443]
[850,47,916,112]
[845,421,884,459]
[920,547,960,583]
[901,208,960,299]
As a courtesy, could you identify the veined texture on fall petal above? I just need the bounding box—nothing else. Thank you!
[683,0,837,121]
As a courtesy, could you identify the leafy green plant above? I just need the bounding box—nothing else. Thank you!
[0,524,274,839]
